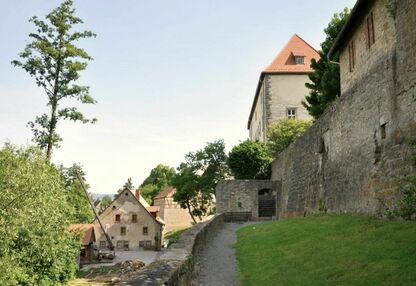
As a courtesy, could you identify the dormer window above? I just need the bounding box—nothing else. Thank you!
[295,56,305,65]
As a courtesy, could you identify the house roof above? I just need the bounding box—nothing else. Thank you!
[146,206,161,213]
[247,34,320,129]
[328,0,372,59]
[263,34,319,73]
[154,186,176,200]
[69,224,95,246]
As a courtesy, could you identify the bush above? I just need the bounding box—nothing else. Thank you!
[0,145,80,285]
[228,140,273,179]
[267,119,313,157]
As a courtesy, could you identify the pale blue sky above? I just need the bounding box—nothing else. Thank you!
[0,0,356,194]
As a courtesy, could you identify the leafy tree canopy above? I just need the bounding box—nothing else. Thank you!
[228,140,273,180]
[0,144,80,285]
[12,0,97,159]
[267,119,313,157]
[140,164,176,204]
[99,195,112,213]
[172,140,229,222]
[302,8,350,118]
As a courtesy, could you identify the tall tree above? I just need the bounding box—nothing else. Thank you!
[123,177,134,191]
[228,140,273,179]
[12,0,97,160]
[140,164,176,204]
[173,140,229,221]
[302,8,350,118]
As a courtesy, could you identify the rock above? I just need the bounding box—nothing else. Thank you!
[111,277,121,283]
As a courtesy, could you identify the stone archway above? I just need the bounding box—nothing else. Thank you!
[258,189,276,218]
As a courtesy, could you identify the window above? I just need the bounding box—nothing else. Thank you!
[366,12,375,48]
[132,214,137,223]
[142,226,148,235]
[125,192,128,196]
[121,226,126,235]
[99,241,106,249]
[287,108,296,119]
[295,56,305,65]
[116,241,123,249]
[115,214,121,222]
[139,240,145,247]
[381,123,387,139]
[348,40,356,72]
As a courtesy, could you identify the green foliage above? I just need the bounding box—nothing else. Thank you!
[267,119,313,157]
[236,214,416,286]
[385,0,397,18]
[140,164,176,204]
[227,140,273,179]
[173,140,229,222]
[119,177,134,192]
[12,0,97,159]
[61,163,94,223]
[0,145,80,285]
[382,175,416,221]
[302,8,350,119]
[99,195,112,212]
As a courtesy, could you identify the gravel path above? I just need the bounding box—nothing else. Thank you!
[195,222,256,286]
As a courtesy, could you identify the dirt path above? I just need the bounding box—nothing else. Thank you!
[194,222,255,286]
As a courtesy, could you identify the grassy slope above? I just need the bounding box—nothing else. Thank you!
[236,214,416,286]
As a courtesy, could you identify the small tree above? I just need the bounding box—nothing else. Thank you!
[99,195,112,212]
[172,140,229,221]
[12,0,97,159]
[228,140,273,179]
[267,119,313,157]
[302,8,350,118]
[140,164,176,204]
[122,177,134,191]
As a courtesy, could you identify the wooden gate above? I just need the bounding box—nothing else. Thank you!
[258,189,276,217]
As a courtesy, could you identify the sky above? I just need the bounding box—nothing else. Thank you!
[0,0,356,194]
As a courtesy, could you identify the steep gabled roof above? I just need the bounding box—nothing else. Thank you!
[247,34,319,129]
[154,186,176,200]
[263,34,319,73]
[69,224,95,245]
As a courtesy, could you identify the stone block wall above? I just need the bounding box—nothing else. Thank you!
[271,1,416,218]
[216,180,281,220]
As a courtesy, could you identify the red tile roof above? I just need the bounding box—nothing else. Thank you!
[69,224,95,246]
[263,34,320,73]
[154,186,176,200]
[146,206,161,213]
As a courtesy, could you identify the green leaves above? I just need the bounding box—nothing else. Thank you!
[0,145,80,285]
[267,119,313,157]
[12,0,96,159]
[228,140,273,180]
[302,7,350,119]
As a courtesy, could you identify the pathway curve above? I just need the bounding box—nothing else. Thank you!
[194,222,256,286]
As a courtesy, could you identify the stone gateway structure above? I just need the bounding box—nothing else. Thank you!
[216,180,281,221]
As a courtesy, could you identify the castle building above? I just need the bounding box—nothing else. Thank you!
[248,34,319,141]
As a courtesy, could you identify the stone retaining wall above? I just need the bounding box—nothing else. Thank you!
[124,214,224,285]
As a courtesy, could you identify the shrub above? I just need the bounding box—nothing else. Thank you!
[267,119,313,157]
[228,140,273,179]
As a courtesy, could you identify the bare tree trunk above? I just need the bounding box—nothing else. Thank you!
[46,100,57,160]
[186,200,197,224]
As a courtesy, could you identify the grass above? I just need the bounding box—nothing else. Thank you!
[236,214,416,286]
[66,266,120,285]
[164,227,190,247]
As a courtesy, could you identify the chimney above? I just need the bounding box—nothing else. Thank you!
[135,189,141,200]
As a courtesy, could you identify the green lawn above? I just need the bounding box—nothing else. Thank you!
[236,214,416,286]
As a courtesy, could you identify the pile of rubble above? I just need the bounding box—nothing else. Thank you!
[119,260,146,273]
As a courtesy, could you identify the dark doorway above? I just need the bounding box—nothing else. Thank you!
[258,189,276,217]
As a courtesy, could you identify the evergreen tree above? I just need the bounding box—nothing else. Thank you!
[302,8,350,118]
